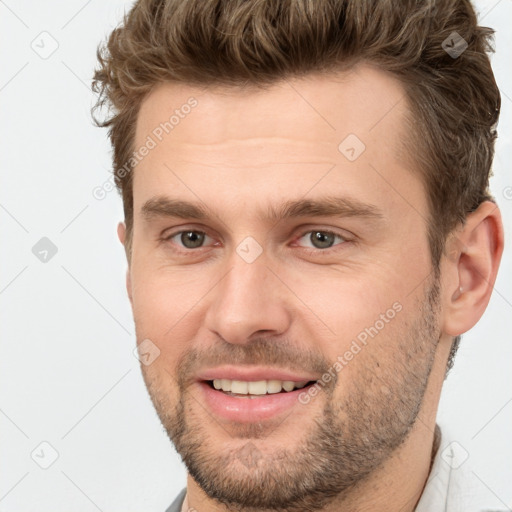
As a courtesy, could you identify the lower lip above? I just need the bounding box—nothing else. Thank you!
[197,381,316,423]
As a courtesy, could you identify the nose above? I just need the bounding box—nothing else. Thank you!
[204,253,292,345]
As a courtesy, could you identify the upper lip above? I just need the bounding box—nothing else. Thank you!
[197,366,319,383]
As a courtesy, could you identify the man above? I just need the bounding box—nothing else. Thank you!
[92,0,504,510]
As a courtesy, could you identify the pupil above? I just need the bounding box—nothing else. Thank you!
[181,231,204,248]
[311,231,334,249]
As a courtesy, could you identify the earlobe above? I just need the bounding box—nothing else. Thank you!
[442,202,504,336]
[126,269,133,304]
[117,221,126,245]
[116,221,133,304]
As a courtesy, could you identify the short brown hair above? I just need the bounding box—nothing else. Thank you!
[92,0,500,371]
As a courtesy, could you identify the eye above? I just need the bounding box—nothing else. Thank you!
[166,230,213,249]
[296,230,346,250]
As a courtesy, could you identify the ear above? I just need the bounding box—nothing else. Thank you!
[117,222,133,305]
[441,201,504,336]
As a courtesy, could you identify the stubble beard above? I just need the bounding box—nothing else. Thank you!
[141,280,441,512]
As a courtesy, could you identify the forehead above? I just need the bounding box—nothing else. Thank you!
[132,64,425,222]
[136,64,409,149]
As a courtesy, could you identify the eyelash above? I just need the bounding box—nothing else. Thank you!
[293,229,347,253]
[160,227,350,255]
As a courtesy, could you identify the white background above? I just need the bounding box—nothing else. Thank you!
[0,1,510,511]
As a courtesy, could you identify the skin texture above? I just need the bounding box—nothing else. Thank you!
[118,64,503,511]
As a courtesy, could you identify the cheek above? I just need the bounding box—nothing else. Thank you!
[130,264,211,344]
[139,356,181,423]
[131,271,206,397]
[288,265,406,340]
[321,303,414,402]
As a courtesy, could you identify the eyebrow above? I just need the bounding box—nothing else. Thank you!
[141,195,384,223]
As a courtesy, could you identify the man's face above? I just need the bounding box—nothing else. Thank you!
[126,65,443,510]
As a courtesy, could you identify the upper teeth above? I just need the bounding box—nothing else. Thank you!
[212,379,309,395]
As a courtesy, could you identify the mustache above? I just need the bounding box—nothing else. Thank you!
[176,336,334,387]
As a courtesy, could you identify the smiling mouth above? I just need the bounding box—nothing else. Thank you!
[205,379,317,397]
